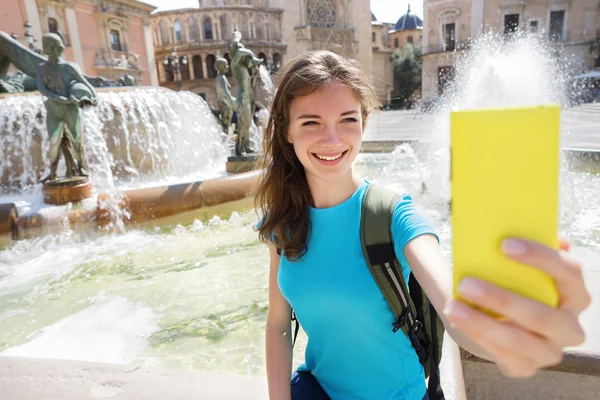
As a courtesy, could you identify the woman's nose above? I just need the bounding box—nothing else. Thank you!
[319,125,343,146]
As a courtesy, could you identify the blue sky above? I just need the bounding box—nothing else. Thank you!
[146,1,423,23]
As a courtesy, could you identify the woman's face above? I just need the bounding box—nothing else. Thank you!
[287,80,363,183]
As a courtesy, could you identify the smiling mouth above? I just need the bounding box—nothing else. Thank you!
[312,150,348,161]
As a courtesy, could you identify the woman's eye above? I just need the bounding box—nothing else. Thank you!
[342,117,358,123]
[302,121,318,126]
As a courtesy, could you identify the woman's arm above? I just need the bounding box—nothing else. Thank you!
[405,234,590,378]
[404,234,491,359]
[265,244,293,400]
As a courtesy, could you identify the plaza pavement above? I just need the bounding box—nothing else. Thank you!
[362,103,600,152]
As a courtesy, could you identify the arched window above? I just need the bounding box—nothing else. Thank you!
[192,55,203,79]
[206,54,217,78]
[165,59,174,82]
[48,18,58,33]
[256,20,264,40]
[204,17,213,40]
[272,52,281,72]
[257,52,266,63]
[159,20,171,44]
[188,17,200,42]
[174,20,182,42]
[180,59,190,80]
[306,0,336,28]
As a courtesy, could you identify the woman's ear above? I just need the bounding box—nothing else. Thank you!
[286,129,293,144]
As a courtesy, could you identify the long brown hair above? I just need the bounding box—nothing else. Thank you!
[255,50,380,260]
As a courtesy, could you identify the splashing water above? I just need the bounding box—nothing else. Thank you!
[0,88,229,226]
[417,33,572,209]
[0,87,228,194]
[248,65,275,152]
[258,65,274,101]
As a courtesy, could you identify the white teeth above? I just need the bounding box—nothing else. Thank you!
[315,153,343,161]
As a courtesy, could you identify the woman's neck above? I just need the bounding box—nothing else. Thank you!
[307,170,363,209]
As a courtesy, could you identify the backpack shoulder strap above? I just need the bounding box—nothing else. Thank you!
[360,183,418,337]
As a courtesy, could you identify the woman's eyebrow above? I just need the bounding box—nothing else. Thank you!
[296,110,358,120]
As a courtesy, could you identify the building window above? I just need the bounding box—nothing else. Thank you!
[159,20,171,44]
[306,0,336,28]
[48,18,58,34]
[192,55,203,79]
[504,14,520,36]
[438,66,455,95]
[394,38,399,48]
[372,32,376,42]
[407,36,413,44]
[273,52,281,72]
[529,20,539,33]
[204,18,213,40]
[174,21,182,42]
[443,22,456,51]
[165,59,174,82]
[206,54,217,78]
[549,10,566,41]
[110,29,122,51]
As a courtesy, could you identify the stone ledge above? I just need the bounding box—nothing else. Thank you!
[95,171,259,226]
[0,356,268,400]
[0,171,260,245]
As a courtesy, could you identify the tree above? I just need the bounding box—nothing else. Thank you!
[391,43,422,109]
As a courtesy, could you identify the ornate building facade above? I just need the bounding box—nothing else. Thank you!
[149,0,286,103]
[150,0,375,106]
[1,0,159,85]
[422,0,600,99]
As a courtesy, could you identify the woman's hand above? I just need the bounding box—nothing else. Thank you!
[445,238,592,378]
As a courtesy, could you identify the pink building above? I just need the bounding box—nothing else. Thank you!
[0,0,159,86]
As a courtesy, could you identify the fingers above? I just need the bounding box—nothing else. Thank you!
[457,278,586,348]
[501,238,592,314]
[558,237,571,252]
[446,300,564,373]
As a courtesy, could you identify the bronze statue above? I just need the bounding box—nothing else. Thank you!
[214,57,236,135]
[1,31,118,92]
[36,33,97,182]
[228,31,263,156]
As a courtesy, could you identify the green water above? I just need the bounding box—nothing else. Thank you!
[0,154,598,377]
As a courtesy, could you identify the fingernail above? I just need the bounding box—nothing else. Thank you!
[458,278,484,299]
[501,239,528,255]
[445,301,471,321]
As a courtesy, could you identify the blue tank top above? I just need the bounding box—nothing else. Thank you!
[278,181,438,400]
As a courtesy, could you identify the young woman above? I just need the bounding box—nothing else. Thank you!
[255,51,591,400]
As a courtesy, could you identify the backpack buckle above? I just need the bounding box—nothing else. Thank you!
[392,307,411,333]
[411,320,423,334]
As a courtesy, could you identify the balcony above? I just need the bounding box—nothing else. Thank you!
[422,40,470,55]
[95,49,141,71]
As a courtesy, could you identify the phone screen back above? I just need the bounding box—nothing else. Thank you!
[451,105,560,309]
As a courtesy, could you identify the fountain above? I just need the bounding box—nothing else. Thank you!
[0,31,598,400]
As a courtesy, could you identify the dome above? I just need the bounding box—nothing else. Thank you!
[371,12,377,22]
[393,5,422,31]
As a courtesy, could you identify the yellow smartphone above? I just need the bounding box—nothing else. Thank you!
[451,105,560,314]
